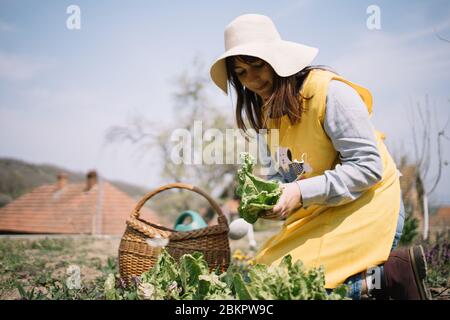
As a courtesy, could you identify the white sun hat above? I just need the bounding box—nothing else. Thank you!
[210,14,319,95]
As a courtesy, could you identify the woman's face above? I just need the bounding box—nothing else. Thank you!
[233,57,274,101]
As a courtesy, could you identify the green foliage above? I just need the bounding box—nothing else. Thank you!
[236,153,282,224]
[17,284,47,300]
[101,257,118,275]
[0,238,120,300]
[0,158,82,202]
[104,274,120,300]
[231,255,347,300]
[399,215,419,246]
[0,193,12,207]
[30,238,73,252]
[19,237,450,300]
[135,250,233,300]
[0,240,27,273]
[104,249,347,300]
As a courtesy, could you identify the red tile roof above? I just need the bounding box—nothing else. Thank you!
[430,207,450,227]
[0,177,160,235]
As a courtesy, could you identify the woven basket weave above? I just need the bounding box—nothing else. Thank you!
[118,183,231,282]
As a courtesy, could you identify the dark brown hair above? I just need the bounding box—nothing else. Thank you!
[225,55,337,133]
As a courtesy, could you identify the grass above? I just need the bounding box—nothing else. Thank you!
[0,237,120,300]
[0,234,448,300]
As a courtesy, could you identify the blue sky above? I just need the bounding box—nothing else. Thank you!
[0,0,449,204]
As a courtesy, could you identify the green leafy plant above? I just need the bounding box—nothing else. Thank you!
[231,255,347,300]
[106,249,347,300]
[17,284,46,300]
[399,215,419,246]
[1,238,350,300]
[236,152,282,223]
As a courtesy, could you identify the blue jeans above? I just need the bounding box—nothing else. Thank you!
[344,195,406,299]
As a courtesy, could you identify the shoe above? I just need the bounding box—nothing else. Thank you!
[381,245,432,300]
[408,246,432,300]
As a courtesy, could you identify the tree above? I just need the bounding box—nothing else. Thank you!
[407,96,450,240]
[105,57,242,222]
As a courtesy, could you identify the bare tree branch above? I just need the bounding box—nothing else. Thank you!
[408,96,449,239]
[428,105,450,194]
[422,96,432,178]
[103,56,238,216]
[416,100,428,169]
[407,97,421,165]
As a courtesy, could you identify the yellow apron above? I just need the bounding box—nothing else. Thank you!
[255,69,401,288]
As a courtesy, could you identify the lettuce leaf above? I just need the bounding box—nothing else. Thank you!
[229,255,348,300]
[236,152,282,223]
[112,248,347,300]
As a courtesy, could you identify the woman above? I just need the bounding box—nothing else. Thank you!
[210,13,431,300]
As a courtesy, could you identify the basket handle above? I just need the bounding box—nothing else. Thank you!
[132,183,226,223]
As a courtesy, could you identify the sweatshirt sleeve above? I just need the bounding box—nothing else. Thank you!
[257,131,285,184]
[296,80,383,208]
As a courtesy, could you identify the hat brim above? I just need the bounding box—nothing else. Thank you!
[210,40,319,95]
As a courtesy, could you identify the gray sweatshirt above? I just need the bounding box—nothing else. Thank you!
[261,80,397,208]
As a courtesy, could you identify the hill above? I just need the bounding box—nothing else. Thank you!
[0,158,149,208]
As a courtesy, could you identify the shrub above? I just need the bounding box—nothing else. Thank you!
[399,216,419,246]
[424,230,450,288]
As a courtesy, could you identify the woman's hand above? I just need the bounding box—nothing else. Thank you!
[262,182,303,220]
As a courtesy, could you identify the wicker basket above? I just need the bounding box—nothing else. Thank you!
[118,183,231,282]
